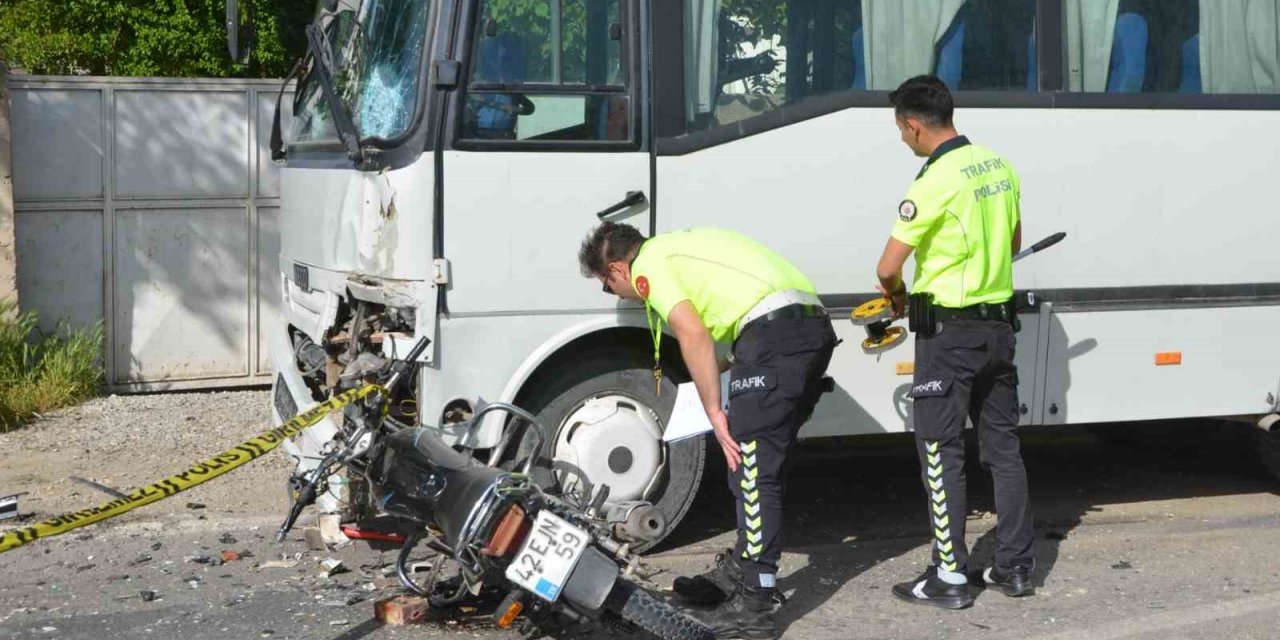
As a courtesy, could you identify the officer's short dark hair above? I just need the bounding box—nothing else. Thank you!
[579,222,646,278]
[889,75,954,127]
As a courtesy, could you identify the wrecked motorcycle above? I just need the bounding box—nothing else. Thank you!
[276,337,711,640]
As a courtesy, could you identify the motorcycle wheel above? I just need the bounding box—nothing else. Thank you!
[612,582,714,640]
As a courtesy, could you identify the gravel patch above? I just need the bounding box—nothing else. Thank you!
[0,390,294,530]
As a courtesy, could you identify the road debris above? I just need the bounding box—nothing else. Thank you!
[374,595,428,626]
[68,476,129,500]
[0,493,24,521]
[319,558,347,578]
[304,528,328,551]
[319,514,352,547]
[258,560,300,570]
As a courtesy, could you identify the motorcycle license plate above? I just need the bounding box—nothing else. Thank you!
[504,510,590,602]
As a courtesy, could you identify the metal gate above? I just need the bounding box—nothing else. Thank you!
[9,75,292,392]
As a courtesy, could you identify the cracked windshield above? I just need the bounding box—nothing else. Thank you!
[291,0,431,143]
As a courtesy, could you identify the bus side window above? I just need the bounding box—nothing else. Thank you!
[681,0,1038,135]
[469,34,531,140]
[942,0,1037,92]
[1065,0,1280,95]
[461,0,632,144]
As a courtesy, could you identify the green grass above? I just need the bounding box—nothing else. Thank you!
[0,298,104,432]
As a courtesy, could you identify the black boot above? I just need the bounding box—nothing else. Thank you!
[695,585,779,640]
[982,564,1034,597]
[673,549,741,606]
[891,567,974,610]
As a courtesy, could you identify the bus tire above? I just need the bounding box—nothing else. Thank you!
[521,349,705,553]
[1255,425,1280,483]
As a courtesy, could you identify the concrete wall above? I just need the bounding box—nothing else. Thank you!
[0,60,16,304]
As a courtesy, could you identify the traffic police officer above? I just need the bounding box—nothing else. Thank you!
[876,76,1035,609]
[580,223,836,639]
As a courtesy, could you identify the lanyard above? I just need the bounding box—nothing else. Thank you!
[644,300,663,396]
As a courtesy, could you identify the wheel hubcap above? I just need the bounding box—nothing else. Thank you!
[553,394,663,503]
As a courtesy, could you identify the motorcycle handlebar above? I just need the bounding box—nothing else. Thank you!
[275,478,318,543]
[381,336,431,394]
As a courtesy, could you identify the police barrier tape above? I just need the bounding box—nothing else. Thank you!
[0,384,380,554]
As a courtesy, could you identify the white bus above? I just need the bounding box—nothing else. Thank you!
[253,0,1280,545]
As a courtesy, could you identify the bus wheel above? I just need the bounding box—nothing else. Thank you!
[523,352,705,553]
[1255,419,1280,483]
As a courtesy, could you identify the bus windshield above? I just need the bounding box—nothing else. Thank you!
[291,0,432,145]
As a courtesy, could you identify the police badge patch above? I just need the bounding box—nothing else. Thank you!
[898,200,917,222]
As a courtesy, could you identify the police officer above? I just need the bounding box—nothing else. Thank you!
[580,223,836,639]
[876,76,1035,609]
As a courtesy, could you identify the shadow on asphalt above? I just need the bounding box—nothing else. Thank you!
[328,617,384,640]
[661,418,1279,636]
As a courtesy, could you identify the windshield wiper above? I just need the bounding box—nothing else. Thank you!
[304,22,363,162]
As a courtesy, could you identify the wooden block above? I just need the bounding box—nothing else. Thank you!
[374,595,428,626]
[896,361,914,375]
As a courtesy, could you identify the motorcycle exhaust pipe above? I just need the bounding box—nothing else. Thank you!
[614,505,667,544]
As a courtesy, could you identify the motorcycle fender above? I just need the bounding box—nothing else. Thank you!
[560,546,618,612]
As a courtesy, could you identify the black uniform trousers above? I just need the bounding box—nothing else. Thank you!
[726,313,837,588]
[910,319,1034,574]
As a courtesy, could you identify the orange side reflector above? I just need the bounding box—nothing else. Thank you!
[896,362,915,375]
[496,602,524,629]
[1155,352,1182,366]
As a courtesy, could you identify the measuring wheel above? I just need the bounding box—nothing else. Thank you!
[852,298,908,354]
[861,322,907,354]
[850,298,894,325]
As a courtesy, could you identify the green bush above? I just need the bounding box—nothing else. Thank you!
[0,299,104,432]
[0,0,316,78]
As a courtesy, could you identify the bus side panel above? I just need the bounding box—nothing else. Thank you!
[1040,305,1280,425]
[656,108,1280,292]
[421,311,648,446]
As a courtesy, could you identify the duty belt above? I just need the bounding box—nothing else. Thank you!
[934,301,1014,323]
[738,289,827,337]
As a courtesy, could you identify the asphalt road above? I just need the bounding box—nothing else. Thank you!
[3,419,1279,640]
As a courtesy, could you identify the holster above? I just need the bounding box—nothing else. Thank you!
[908,292,937,338]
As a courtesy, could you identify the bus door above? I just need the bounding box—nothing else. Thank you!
[442,0,650,314]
